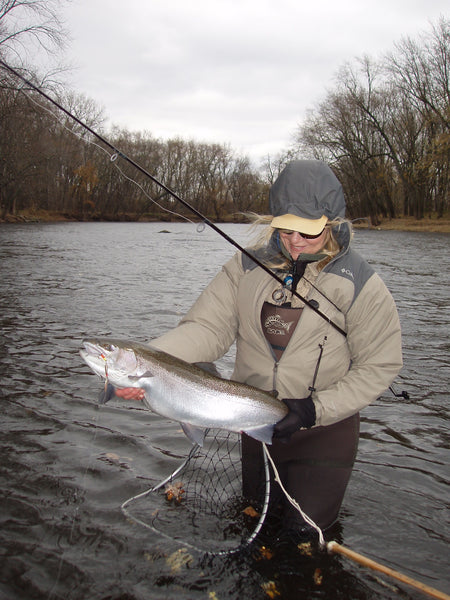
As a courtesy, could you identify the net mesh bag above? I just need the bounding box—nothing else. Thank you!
[121,429,270,555]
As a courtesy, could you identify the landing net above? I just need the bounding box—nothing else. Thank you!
[121,429,270,555]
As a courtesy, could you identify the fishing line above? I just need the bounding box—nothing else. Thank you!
[46,404,106,600]
[264,442,448,599]
[300,274,344,313]
[5,61,420,587]
[0,59,347,339]
[263,443,325,547]
[15,78,196,225]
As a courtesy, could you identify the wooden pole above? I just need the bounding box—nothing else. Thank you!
[327,542,450,600]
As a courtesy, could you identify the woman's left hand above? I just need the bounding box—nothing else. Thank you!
[273,395,316,441]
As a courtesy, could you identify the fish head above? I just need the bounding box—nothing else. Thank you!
[80,338,140,386]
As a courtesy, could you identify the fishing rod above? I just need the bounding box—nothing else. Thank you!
[0,59,348,336]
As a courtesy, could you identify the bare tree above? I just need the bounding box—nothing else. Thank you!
[227,155,267,215]
[387,18,450,216]
[0,1,269,223]
[0,0,67,62]
[294,19,449,221]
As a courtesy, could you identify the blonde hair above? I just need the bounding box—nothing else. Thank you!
[244,213,353,271]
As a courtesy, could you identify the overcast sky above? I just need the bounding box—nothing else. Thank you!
[59,0,448,165]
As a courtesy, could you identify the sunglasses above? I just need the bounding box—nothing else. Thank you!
[279,227,326,240]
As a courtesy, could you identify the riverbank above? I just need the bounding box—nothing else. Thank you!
[360,216,450,233]
[1,210,450,233]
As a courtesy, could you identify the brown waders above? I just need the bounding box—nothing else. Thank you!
[242,412,360,532]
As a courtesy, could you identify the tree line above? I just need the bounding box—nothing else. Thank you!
[0,80,269,221]
[294,17,449,221]
[0,1,448,223]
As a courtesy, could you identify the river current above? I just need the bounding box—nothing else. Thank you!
[0,222,448,599]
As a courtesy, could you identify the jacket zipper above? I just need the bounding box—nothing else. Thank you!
[272,361,279,397]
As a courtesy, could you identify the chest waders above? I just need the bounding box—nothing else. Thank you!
[243,267,360,536]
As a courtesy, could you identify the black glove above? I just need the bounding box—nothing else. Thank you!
[273,395,316,442]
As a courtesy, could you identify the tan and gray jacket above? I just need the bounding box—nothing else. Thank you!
[152,225,403,427]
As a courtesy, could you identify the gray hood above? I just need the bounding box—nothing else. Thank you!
[243,161,351,272]
[269,160,346,221]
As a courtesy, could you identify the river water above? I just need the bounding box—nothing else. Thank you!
[0,222,448,600]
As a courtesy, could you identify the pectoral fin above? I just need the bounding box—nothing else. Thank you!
[181,422,206,446]
[98,382,116,404]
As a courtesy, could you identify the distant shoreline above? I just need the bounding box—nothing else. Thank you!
[353,216,450,233]
[1,210,449,233]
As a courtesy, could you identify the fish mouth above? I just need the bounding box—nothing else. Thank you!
[80,340,109,378]
[81,339,118,362]
[82,339,106,356]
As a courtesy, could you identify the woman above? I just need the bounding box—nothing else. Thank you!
[118,160,403,537]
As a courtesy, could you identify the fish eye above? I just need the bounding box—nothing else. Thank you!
[104,343,118,352]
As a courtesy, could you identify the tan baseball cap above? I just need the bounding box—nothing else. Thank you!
[271,213,328,234]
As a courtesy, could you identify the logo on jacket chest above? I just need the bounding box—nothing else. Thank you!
[263,314,295,336]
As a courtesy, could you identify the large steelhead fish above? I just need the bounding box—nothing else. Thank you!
[80,338,287,445]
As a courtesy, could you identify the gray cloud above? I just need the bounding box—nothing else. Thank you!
[61,0,448,163]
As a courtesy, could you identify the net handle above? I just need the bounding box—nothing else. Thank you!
[328,542,450,600]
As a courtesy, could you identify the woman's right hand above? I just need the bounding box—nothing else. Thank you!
[115,387,145,401]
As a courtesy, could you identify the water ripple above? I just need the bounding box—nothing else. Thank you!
[0,223,448,599]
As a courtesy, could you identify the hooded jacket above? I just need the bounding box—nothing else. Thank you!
[151,162,403,426]
[269,159,346,222]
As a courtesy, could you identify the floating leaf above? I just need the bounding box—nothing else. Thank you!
[166,548,193,574]
[242,505,260,517]
[258,545,274,560]
[164,481,185,504]
[297,541,313,556]
[105,452,120,461]
[262,580,281,598]
[313,568,323,585]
